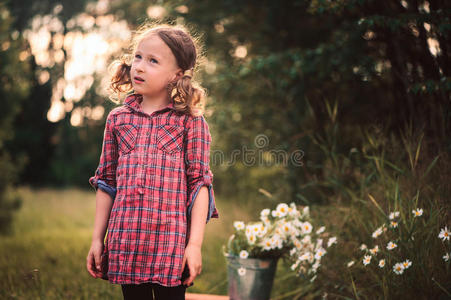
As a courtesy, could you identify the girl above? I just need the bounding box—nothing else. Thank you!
[86,22,219,300]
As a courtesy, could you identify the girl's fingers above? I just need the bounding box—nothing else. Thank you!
[86,253,98,278]
[183,262,199,286]
[94,253,101,271]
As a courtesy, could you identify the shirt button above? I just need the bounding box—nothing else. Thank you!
[137,187,144,194]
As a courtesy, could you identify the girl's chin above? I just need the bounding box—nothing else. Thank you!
[132,86,145,93]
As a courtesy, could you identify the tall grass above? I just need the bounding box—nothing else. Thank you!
[0,187,236,299]
[292,100,451,299]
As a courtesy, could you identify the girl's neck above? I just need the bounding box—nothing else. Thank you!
[140,94,171,114]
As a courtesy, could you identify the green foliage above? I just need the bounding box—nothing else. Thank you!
[296,101,451,299]
[0,2,32,234]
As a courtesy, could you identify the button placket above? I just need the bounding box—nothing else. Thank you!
[136,121,145,194]
[139,119,154,195]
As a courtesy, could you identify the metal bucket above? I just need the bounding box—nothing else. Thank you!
[226,254,278,300]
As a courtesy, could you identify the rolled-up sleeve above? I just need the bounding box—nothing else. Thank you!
[185,115,219,223]
[89,110,118,200]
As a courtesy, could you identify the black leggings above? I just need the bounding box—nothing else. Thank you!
[121,282,186,300]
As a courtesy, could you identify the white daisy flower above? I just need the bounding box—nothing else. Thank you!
[360,244,367,251]
[261,238,274,251]
[327,237,337,248]
[369,245,379,255]
[239,250,249,259]
[389,211,400,220]
[251,222,263,236]
[316,226,326,234]
[300,252,311,261]
[390,221,398,228]
[233,221,245,230]
[412,208,423,217]
[260,208,270,217]
[402,259,412,269]
[314,247,327,260]
[247,234,256,245]
[347,261,355,267]
[372,226,384,239]
[289,248,297,256]
[393,263,405,275]
[238,267,246,276]
[271,210,281,218]
[438,226,450,241]
[269,234,283,249]
[301,222,313,234]
[245,225,252,236]
[281,222,292,235]
[363,255,372,266]
[443,253,450,262]
[302,206,310,216]
[288,203,299,216]
[276,203,289,217]
[293,239,302,250]
[386,241,397,250]
[378,259,385,268]
[258,224,268,237]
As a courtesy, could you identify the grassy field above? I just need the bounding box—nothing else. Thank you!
[0,186,297,299]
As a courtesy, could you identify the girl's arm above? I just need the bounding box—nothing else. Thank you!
[87,189,113,278]
[182,115,219,286]
[87,110,118,278]
[182,186,209,286]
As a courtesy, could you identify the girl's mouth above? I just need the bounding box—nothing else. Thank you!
[134,76,145,83]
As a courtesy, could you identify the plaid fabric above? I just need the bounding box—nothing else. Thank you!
[89,93,219,286]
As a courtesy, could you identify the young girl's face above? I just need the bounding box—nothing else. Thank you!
[130,33,181,101]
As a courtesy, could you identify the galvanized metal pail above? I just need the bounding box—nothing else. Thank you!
[226,254,279,300]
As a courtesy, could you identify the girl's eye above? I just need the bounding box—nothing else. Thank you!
[135,54,141,59]
[149,58,158,64]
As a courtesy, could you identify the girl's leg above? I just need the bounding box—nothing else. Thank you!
[152,283,186,300]
[121,282,154,300]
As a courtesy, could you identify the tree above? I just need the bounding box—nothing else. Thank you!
[0,2,32,234]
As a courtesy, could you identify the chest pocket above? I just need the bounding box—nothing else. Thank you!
[114,123,138,155]
[156,125,184,154]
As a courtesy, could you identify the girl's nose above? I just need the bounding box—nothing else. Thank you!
[134,60,144,72]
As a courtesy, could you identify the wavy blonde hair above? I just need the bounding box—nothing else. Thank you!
[108,21,207,117]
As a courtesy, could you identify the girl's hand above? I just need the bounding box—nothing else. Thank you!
[181,243,202,286]
[86,240,104,278]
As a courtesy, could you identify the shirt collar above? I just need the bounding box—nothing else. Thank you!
[124,93,175,114]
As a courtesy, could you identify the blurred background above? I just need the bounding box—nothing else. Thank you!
[1,0,450,299]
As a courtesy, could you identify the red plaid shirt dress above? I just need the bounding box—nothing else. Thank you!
[89,93,219,286]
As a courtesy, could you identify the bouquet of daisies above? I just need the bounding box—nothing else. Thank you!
[224,202,337,280]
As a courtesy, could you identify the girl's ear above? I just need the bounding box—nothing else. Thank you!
[172,68,184,82]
